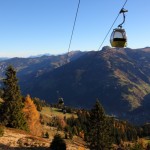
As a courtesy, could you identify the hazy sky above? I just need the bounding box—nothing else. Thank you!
[0,0,149,57]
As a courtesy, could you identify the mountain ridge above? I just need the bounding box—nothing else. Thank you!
[20,47,150,124]
[0,47,150,124]
[0,51,85,80]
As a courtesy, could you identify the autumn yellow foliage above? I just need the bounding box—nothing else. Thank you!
[78,146,85,150]
[23,95,42,136]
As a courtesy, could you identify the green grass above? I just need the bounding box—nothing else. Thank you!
[41,107,77,119]
[144,137,150,143]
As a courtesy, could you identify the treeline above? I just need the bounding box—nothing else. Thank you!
[40,95,150,149]
[49,102,150,149]
[0,65,45,136]
[51,104,150,145]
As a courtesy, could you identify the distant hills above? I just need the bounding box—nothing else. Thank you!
[0,47,150,124]
[28,53,51,58]
[0,57,9,61]
[0,51,84,79]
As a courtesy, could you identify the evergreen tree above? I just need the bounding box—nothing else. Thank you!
[146,142,150,150]
[0,65,28,130]
[50,134,66,150]
[32,97,43,111]
[0,89,3,98]
[115,128,121,145]
[88,100,112,150]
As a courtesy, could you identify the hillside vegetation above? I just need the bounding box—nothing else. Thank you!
[15,47,150,124]
[0,108,87,150]
[0,47,150,125]
[0,65,150,149]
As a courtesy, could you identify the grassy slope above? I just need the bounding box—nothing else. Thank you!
[0,107,87,150]
[114,69,150,110]
[41,107,77,119]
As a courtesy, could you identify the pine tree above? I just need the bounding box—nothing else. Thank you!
[0,65,28,130]
[50,134,66,150]
[0,89,3,98]
[23,95,41,136]
[88,100,112,150]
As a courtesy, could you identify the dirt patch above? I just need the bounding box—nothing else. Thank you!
[0,128,89,150]
[0,128,50,148]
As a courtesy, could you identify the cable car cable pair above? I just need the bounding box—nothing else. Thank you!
[98,0,128,50]
[66,0,128,62]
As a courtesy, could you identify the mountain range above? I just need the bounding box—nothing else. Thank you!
[0,51,84,79]
[0,57,9,61]
[0,47,150,124]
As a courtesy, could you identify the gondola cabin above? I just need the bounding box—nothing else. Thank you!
[110,28,127,48]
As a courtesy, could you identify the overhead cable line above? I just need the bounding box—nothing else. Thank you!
[84,0,128,73]
[98,0,128,51]
[66,0,81,62]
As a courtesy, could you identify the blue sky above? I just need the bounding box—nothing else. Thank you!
[0,0,149,57]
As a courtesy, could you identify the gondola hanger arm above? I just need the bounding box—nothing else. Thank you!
[118,8,128,28]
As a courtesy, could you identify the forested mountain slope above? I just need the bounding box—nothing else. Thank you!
[1,47,150,124]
